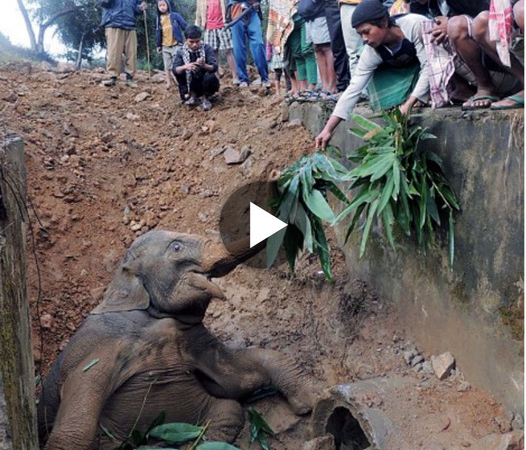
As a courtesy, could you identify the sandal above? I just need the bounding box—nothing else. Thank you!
[489,94,525,110]
[461,94,499,111]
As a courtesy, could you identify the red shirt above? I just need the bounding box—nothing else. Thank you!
[206,0,224,30]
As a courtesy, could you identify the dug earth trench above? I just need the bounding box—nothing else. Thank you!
[0,64,522,449]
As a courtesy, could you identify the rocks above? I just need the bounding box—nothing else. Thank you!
[39,313,54,329]
[431,352,455,380]
[1,91,17,103]
[134,91,150,102]
[224,145,251,164]
[126,112,140,121]
[470,430,524,450]
[209,146,226,159]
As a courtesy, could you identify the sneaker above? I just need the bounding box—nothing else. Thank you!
[102,77,117,87]
[233,78,241,86]
[251,78,262,86]
[125,78,138,88]
[201,97,212,111]
[185,96,198,106]
[238,81,249,88]
[263,81,271,89]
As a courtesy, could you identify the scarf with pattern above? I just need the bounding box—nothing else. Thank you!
[181,42,205,93]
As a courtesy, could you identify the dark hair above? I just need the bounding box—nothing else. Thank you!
[185,25,202,39]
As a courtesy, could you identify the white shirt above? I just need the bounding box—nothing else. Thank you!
[332,13,430,120]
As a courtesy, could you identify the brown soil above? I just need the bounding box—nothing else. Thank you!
[0,64,518,450]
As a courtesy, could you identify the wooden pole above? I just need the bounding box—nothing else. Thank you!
[0,136,38,450]
[143,9,152,78]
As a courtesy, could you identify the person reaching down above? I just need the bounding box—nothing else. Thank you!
[315,0,431,149]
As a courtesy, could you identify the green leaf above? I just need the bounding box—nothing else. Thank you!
[326,182,350,205]
[303,189,335,222]
[131,429,146,445]
[313,220,332,280]
[148,423,203,445]
[196,443,242,450]
[349,113,382,133]
[350,153,395,180]
[266,228,286,268]
[82,358,100,372]
[248,408,275,437]
[294,203,313,252]
[359,199,379,257]
[448,210,455,269]
[392,159,401,201]
[439,186,460,210]
[146,412,166,435]
[381,203,395,249]
[419,177,427,229]
[377,172,394,214]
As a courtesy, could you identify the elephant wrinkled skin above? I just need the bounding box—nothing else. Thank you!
[37,230,317,450]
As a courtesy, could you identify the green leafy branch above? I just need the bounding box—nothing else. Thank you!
[267,151,348,280]
[270,110,460,276]
[335,111,459,267]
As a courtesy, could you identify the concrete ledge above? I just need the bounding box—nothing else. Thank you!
[290,103,524,414]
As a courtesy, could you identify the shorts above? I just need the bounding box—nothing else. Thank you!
[162,45,180,71]
[203,27,233,52]
[305,16,331,45]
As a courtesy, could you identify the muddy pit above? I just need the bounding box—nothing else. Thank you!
[0,64,519,449]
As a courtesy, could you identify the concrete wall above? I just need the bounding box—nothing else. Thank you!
[289,103,524,414]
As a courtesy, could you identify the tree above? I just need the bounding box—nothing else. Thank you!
[16,0,94,55]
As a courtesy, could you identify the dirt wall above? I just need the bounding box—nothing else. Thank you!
[289,103,524,414]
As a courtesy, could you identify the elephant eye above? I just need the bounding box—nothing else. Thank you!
[171,241,182,252]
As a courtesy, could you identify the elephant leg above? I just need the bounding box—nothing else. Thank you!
[202,398,244,443]
[194,344,317,415]
[239,347,317,414]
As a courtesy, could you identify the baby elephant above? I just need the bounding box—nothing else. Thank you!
[38,230,317,450]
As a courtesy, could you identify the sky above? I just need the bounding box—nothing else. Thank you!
[0,0,67,55]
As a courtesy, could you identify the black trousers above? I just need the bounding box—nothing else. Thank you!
[175,71,220,100]
[324,0,350,92]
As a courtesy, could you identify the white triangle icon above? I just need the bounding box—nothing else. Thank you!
[250,202,287,248]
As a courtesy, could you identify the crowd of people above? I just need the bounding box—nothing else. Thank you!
[98,0,524,122]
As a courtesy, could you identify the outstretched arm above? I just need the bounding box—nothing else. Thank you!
[43,352,120,450]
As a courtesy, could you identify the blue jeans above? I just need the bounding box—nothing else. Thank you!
[231,12,268,84]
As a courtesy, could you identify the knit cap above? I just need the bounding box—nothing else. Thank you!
[351,0,389,28]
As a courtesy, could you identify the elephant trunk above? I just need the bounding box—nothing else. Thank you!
[203,237,265,278]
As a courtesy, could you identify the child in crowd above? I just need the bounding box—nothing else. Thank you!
[195,0,240,85]
[173,25,220,111]
[267,42,287,96]
[315,0,431,149]
[156,0,187,89]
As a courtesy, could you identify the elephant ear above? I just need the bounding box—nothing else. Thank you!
[91,263,150,314]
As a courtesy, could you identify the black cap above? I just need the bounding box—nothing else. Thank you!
[351,0,389,28]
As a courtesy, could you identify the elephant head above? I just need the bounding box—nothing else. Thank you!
[91,230,262,324]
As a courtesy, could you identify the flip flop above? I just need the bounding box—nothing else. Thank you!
[461,94,499,111]
[489,94,525,110]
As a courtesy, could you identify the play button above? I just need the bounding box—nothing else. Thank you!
[250,202,287,248]
[219,181,287,269]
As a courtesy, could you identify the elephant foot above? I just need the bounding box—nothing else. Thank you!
[204,398,244,443]
[287,386,319,415]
